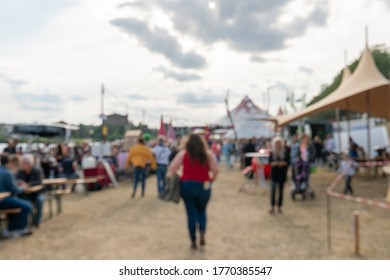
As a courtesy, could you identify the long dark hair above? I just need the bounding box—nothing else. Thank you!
[185,133,208,166]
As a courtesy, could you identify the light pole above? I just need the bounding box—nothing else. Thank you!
[100,84,107,159]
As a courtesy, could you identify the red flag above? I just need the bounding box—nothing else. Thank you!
[204,125,211,141]
[158,116,165,136]
[167,120,176,141]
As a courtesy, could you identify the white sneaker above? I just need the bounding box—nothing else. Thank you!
[6,228,33,238]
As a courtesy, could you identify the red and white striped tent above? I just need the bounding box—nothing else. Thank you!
[214,96,275,139]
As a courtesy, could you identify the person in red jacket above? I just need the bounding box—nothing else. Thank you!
[167,133,219,250]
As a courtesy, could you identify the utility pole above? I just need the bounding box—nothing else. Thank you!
[267,87,270,113]
[101,84,104,118]
[100,84,107,159]
[101,84,106,140]
[224,90,238,142]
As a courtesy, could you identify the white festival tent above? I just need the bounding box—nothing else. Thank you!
[214,96,275,139]
[276,46,390,158]
[277,47,390,126]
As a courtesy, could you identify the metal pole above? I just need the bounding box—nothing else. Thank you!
[224,90,238,142]
[366,91,371,159]
[388,58,390,121]
[101,84,104,120]
[346,99,351,144]
[267,88,270,113]
[365,25,369,48]
[354,211,360,255]
[100,84,105,159]
[336,109,342,153]
[327,193,332,252]
[48,194,53,219]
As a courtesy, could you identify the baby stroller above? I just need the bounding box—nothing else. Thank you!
[291,158,316,200]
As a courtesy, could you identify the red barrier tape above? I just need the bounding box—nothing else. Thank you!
[326,174,390,210]
[357,161,389,167]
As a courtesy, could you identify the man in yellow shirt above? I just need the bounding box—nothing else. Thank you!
[126,138,157,198]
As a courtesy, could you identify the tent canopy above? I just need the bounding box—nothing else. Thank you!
[214,96,275,139]
[223,121,274,139]
[13,123,78,138]
[277,47,390,126]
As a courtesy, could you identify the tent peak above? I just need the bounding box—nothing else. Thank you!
[243,95,251,101]
[234,95,268,115]
[341,65,351,85]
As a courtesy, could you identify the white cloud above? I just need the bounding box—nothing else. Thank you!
[0,0,389,128]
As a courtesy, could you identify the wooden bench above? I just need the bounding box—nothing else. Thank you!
[0,192,11,200]
[0,208,22,239]
[0,208,22,215]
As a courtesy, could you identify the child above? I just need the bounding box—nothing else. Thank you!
[337,154,359,194]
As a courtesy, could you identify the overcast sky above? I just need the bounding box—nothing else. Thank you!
[1,0,390,128]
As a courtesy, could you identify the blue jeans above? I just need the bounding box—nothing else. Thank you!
[181,181,211,241]
[133,167,147,195]
[0,197,32,231]
[156,164,167,194]
[224,153,231,170]
[344,175,353,194]
[21,193,45,226]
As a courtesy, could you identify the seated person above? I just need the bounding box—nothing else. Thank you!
[16,156,44,227]
[0,154,33,237]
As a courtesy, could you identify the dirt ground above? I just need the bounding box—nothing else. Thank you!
[1,166,389,260]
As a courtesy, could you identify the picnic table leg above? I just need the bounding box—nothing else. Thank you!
[29,211,34,229]
[387,184,390,203]
[56,195,62,214]
[48,194,53,218]
[0,216,6,238]
[84,183,89,196]
[382,165,390,202]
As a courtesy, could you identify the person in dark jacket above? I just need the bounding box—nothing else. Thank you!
[269,136,290,214]
[3,139,18,154]
[0,154,33,237]
[16,156,44,227]
[242,139,256,167]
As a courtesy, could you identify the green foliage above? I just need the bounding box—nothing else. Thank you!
[72,122,156,142]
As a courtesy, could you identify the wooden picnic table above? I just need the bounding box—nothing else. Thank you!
[0,192,11,200]
[42,178,68,185]
[66,177,99,195]
[42,177,102,218]
[24,185,44,194]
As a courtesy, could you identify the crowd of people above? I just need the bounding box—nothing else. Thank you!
[1,131,389,248]
[0,141,94,238]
